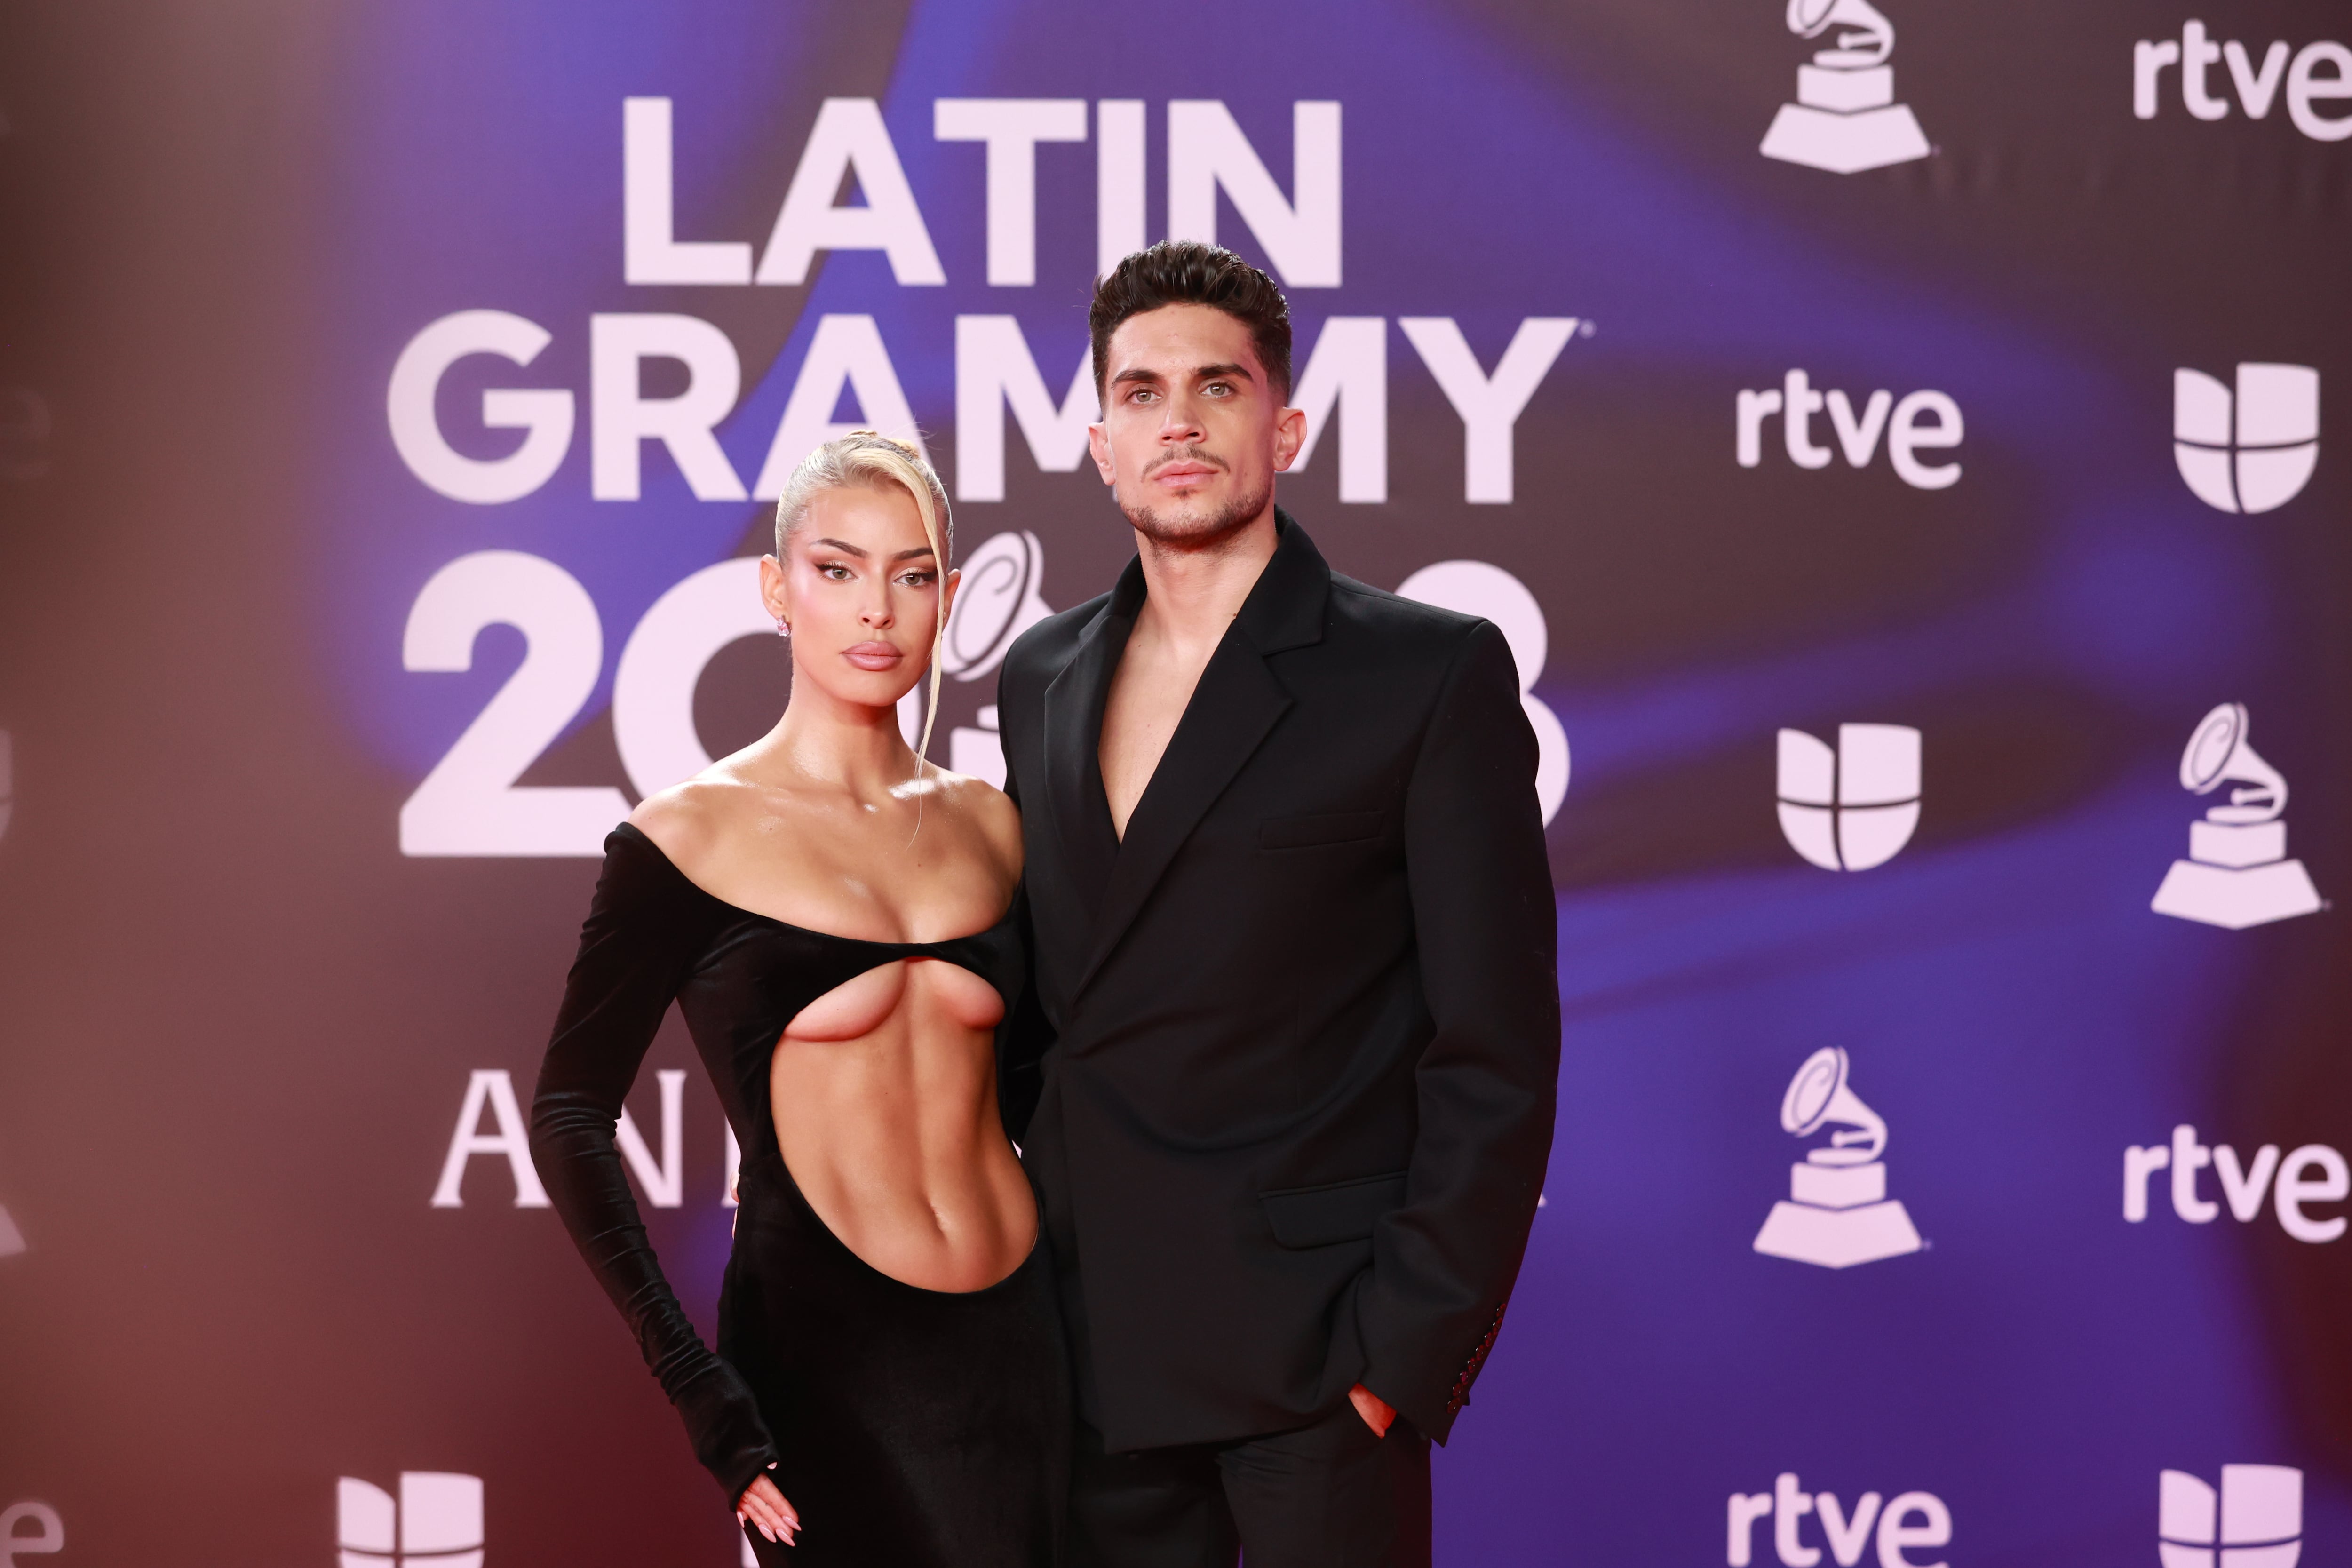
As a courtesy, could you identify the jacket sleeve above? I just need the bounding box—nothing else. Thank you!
[528,829,780,1503]
[992,657,1056,1144]
[1359,620,1561,1443]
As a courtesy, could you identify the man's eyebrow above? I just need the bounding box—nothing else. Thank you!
[1110,361,1257,390]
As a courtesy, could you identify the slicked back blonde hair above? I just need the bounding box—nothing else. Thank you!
[773,431,954,768]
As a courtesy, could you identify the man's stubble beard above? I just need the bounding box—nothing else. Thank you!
[1118,471,1274,555]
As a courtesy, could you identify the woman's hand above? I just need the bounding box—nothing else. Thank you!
[737,1472,799,1548]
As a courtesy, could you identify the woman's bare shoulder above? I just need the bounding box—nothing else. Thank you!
[926,768,1024,875]
[628,776,761,874]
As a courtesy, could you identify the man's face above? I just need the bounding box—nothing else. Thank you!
[1088,303,1305,547]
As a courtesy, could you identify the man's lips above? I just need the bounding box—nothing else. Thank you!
[1151,462,1221,484]
[842,641,903,670]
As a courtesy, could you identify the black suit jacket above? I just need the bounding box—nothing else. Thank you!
[995,512,1559,1451]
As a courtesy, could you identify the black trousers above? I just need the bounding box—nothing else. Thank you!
[1066,1402,1431,1568]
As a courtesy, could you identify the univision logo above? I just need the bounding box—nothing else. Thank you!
[2161,1466,2302,1568]
[2174,365,2319,514]
[339,1474,483,1568]
[1776,724,1921,871]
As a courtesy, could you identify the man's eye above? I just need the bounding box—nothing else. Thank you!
[1130,388,1156,404]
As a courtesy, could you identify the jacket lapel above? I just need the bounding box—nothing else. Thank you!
[1041,559,1144,922]
[1073,514,1331,999]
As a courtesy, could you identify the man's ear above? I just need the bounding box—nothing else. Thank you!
[1271,403,1308,473]
[1088,421,1116,485]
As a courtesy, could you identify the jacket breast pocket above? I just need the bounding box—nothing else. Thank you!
[1258,810,1384,851]
[1260,1170,1408,1248]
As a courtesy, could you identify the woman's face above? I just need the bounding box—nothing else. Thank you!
[760,482,957,715]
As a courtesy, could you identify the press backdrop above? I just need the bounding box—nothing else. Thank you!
[2,2,2349,1565]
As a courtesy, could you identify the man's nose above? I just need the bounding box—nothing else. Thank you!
[1158,392,1208,440]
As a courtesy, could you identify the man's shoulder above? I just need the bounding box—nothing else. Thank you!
[1324,573,1492,658]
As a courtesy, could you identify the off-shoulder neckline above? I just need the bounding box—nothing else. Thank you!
[611,821,1017,951]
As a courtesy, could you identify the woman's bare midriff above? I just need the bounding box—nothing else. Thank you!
[769,955,1036,1294]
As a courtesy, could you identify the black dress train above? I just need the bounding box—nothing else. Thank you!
[530,824,1066,1567]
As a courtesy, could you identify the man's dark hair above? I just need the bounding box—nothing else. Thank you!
[1089,241,1293,403]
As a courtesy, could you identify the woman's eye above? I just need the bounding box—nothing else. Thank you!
[819,564,851,581]
[898,571,937,587]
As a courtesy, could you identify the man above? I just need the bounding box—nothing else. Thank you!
[995,241,1559,1568]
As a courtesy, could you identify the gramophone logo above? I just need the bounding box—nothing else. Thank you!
[1754,1048,1923,1269]
[1759,0,1932,174]
[2161,1466,2302,1568]
[2175,365,2319,514]
[1777,724,1920,871]
[338,1473,483,1568]
[938,529,1053,790]
[2152,704,2323,929]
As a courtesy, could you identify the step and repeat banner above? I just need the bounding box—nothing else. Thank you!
[1,0,2348,1564]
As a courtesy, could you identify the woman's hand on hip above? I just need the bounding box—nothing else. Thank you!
[737,1471,799,1547]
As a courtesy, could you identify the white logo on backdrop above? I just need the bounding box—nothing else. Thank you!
[394,99,1577,514]
[2161,1466,2302,1568]
[2133,25,2352,141]
[2125,1126,2348,1242]
[1777,724,1920,871]
[2151,704,2322,929]
[339,1474,483,1568]
[0,1203,24,1259]
[0,1502,63,1565]
[1753,1048,1923,1269]
[1397,561,1570,826]
[2174,366,2320,514]
[1726,1474,1952,1568]
[0,728,13,843]
[936,530,1055,790]
[431,1068,742,1210]
[1759,0,1931,174]
[1735,372,1963,489]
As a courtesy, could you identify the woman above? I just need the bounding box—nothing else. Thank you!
[529,433,1065,1566]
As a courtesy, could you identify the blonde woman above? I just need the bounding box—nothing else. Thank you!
[530,434,1064,1566]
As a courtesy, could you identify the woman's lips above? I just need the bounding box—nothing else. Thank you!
[842,642,903,671]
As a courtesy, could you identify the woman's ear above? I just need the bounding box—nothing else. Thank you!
[937,566,961,632]
[758,552,790,623]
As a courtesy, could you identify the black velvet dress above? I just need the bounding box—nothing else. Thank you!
[530,824,1066,1567]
